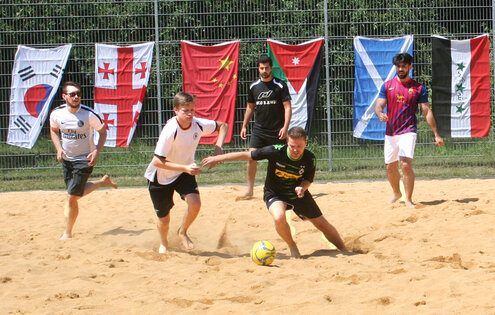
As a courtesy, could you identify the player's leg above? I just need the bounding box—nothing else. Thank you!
[268,201,300,258]
[398,133,417,208]
[60,160,86,239]
[384,135,401,203]
[157,213,170,253]
[82,174,117,197]
[179,193,201,250]
[148,179,174,253]
[309,215,347,251]
[176,173,201,250]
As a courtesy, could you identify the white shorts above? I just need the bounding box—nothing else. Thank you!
[384,132,417,164]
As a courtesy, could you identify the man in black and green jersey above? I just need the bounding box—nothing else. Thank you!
[202,127,347,258]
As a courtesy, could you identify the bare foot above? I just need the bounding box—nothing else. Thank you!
[289,247,301,259]
[389,193,402,204]
[158,244,167,254]
[59,233,72,240]
[405,201,416,208]
[101,175,117,189]
[178,228,194,250]
[235,194,253,201]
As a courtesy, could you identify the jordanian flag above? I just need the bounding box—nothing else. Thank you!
[432,34,491,138]
[267,38,323,137]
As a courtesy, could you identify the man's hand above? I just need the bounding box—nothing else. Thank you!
[295,186,306,198]
[185,163,202,175]
[86,149,99,166]
[377,112,388,122]
[56,149,66,163]
[278,127,288,140]
[201,156,219,170]
[240,127,247,140]
[435,136,444,147]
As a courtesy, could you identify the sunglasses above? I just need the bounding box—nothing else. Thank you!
[66,91,81,97]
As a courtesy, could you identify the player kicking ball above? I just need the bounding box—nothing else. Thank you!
[202,126,347,258]
[144,92,228,253]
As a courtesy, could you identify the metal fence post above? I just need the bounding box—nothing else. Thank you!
[154,0,163,132]
[324,0,332,171]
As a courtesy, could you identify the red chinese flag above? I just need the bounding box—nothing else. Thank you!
[181,40,239,144]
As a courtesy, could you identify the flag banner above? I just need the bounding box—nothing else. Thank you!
[181,40,239,144]
[353,35,413,140]
[7,44,72,149]
[432,34,491,138]
[267,38,324,137]
[94,42,154,147]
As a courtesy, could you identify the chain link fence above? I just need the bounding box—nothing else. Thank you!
[1,0,494,188]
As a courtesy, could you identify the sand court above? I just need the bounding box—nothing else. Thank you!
[1,178,495,314]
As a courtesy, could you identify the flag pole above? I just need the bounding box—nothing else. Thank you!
[154,0,163,132]
[323,0,332,171]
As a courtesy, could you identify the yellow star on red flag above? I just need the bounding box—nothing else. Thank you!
[219,56,234,71]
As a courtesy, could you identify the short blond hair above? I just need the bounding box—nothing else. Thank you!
[173,91,196,108]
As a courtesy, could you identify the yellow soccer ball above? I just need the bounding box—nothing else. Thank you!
[250,240,276,266]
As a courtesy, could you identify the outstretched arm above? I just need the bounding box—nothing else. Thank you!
[202,151,252,169]
[420,102,444,147]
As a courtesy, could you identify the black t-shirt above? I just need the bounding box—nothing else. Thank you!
[251,144,316,201]
[247,77,291,132]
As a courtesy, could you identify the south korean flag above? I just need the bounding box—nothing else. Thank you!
[7,44,72,149]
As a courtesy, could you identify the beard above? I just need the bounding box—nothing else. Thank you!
[397,72,408,79]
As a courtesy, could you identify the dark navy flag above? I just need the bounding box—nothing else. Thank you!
[353,36,413,140]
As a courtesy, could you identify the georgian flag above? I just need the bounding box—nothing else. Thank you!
[181,40,239,144]
[267,38,324,137]
[94,42,154,147]
[432,34,491,138]
[7,44,72,149]
[353,35,413,140]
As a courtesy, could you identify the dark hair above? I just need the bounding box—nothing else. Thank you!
[258,55,273,67]
[393,53,413,65]
[288,126,307,140]
[173,91,196,108]
[61,81,81,94]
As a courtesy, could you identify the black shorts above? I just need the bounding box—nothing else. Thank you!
[148,172,199,218]
[263,190,322,220]
[250,128,285,149]
[62,160,93,197]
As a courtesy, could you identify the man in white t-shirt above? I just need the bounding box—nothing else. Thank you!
[144,91,228,253]
[50,81,117,240]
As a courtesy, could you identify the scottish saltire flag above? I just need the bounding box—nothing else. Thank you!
[94,42,154,147]
[7,44,72,149]
[432,34,491,138]
[181,40,239,144]
[353,35,414,140]
[267,38,323,137]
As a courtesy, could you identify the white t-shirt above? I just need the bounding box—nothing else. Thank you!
[49,104,104,161]
[144,116,217,185]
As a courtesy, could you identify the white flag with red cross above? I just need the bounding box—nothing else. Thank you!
[94,42,154,147]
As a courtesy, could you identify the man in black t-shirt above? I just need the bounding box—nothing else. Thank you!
[239,55,292,199]
[202,127,347,258]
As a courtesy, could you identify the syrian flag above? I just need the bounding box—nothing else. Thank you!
[7,44,72,149]
[267,38,323,137]
[181,40,239,144]
[432,34,491,138]
[94,42,154,147]
[353,35,413,140]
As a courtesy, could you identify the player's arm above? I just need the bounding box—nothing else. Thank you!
[279,100,292,140]
[87,126,107,166]
[240,102,255,140]
[420,102,444,147]
[201,151,253,169]
[152,155,202,175]
[214,121,228,156]
[49,126,65,162]
[375,98,388,122]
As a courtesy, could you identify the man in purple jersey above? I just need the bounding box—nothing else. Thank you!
[375,53,443,207]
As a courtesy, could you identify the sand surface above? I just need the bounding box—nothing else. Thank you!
[1,178,495,314]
